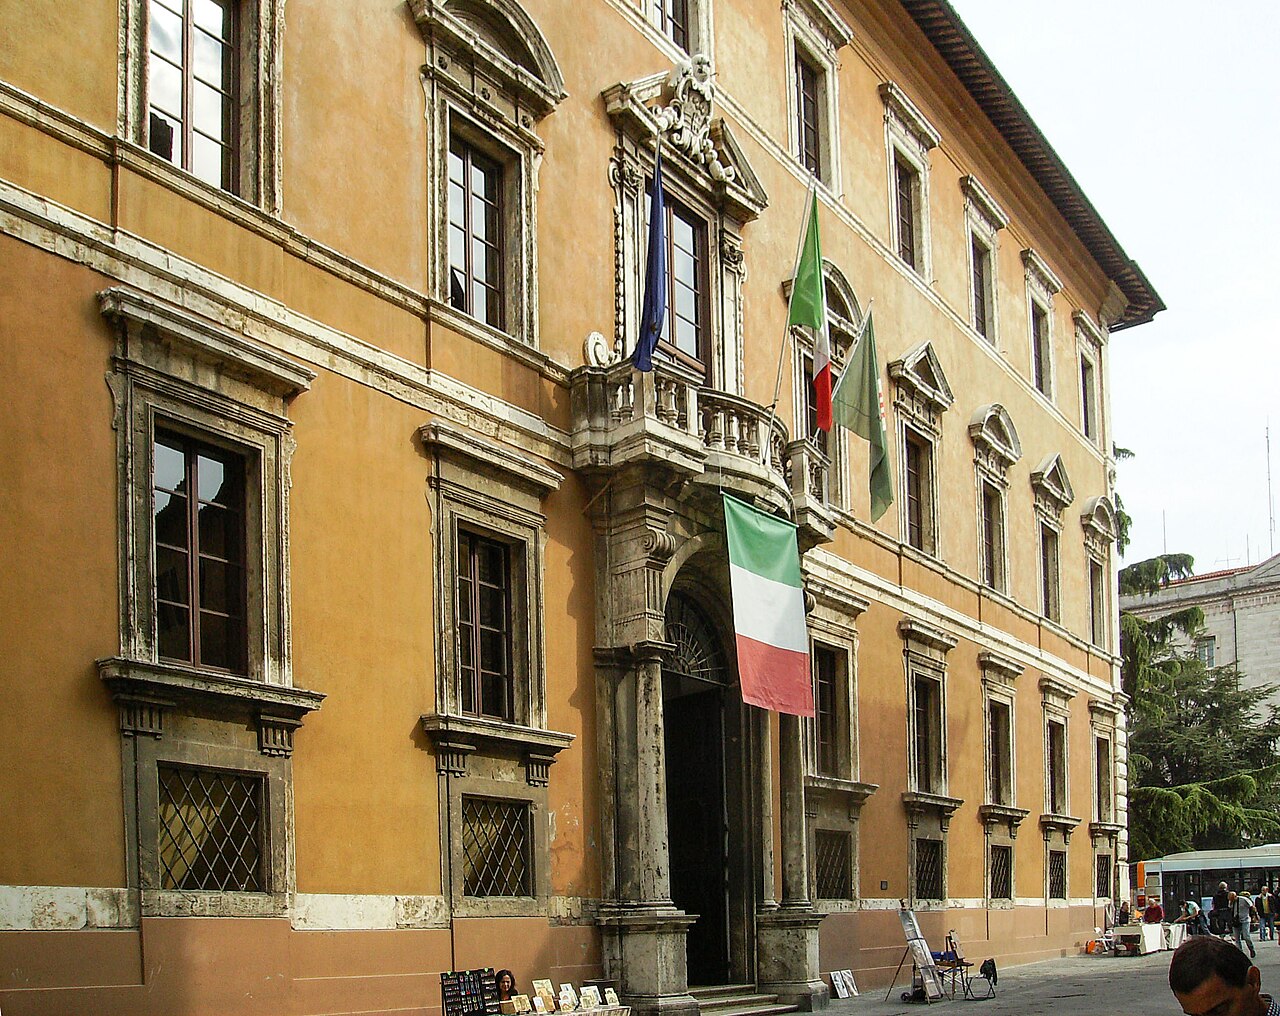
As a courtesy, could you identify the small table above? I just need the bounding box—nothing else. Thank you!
[1113,923,1164,955]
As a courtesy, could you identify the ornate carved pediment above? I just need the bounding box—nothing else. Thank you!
[1073,309,1107,350]
[602,56,767,222]
[960,175,1009,235]
[1022,247,1062,298]
[1031,454,1075,521]
[889,341,953,437]
[879,81,939,154]
[969,404,1021,479]
[1081,495,1117,559]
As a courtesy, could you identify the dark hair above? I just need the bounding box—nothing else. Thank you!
[496,970,517,994]
[1169,936,1252,994]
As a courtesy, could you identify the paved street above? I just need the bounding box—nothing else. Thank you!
[829,939,1280,1016]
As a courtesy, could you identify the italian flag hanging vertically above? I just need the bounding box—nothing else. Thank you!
[723,494,814,717]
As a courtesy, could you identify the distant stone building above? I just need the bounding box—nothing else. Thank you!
[1120,554,1280,707]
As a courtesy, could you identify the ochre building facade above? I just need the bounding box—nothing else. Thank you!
[0,0,1161,1013]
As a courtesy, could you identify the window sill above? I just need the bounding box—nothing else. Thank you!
[902,790,964,829]
[977,803,1030,837]
[1040,813,1083,839]
[420,713,574,784]
[98,656,325,756]
[807,775,879,808]
[1089,821,1123,840]
[141,888,287,918]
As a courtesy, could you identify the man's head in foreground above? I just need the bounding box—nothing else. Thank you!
[1170,936,1267,1016]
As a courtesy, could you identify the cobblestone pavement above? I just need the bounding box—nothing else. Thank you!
[828,938,1280,1016]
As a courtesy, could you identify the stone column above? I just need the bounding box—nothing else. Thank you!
[757,712,828,1010]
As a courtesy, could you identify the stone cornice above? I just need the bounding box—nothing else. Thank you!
[420,420,563,498]
[879,81,940,151]
[1022,247,1063,297]
[960,174,1009,233]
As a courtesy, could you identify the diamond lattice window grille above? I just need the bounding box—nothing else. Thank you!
[462,796,531,897]
[815,830,852,900]
[1096,853,1112,898]
[915,837,943,900]
[158,764,263,892]
[1049,849,1067,900]
[990,843,1012,900]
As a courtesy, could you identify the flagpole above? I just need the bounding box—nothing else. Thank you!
[763,175,819,464]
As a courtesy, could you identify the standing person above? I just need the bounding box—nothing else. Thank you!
[1233,891,1259,958]
[1169,935,1280,1016]
[1214,883,1234,937]
[1258,888,1276,942]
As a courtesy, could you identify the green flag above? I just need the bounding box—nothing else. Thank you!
[832,312,893,522]
[787,190,824,333]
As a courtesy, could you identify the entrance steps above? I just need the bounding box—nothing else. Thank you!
[688,984,800,1016]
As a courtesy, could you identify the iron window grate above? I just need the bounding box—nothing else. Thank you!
[916,837,944,900]
[1096,854,1112,899]
[1049,849,1067,900]
[815,830,852,900]
[158,763,263,892]
[990,844,1013,900]
[462,796,531,897]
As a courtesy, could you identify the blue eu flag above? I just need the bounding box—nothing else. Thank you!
[632,146,666,372]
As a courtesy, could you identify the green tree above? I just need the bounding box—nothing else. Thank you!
[1120,554,1280,859]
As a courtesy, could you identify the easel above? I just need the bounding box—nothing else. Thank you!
[884,907,945,1003]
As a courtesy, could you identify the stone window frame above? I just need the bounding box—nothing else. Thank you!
[1088,698,1123,902]
[890,342,953,559]
[978,652,1027,910]
[118,0,284,210]
[1196,635,1217,668]
[1038,675,1080,905]
[97,286,322,918]
[1074,310,1106,447]
[412,0,567,352]
[961,175,1008,346]
[880,82,939,280]
[969,404,1021,595]
[647,0,712,57]
[1081,496,1117,649]
[603,55,767,394]
[1022,248,1062,403]
[782,0,852,191]
[900,619,961,909]
[1031,454,1074,625]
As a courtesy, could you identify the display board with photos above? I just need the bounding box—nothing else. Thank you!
[522,980,628,1016]
[897,909,945,1000]
[829,970,858,998]
[441,969,501,1016]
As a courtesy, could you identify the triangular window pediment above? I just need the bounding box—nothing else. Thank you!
[1031,454,1075,520]
[969,404,1021,475]
[889,342,953,435]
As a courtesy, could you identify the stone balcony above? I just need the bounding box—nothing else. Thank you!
[570,360,836,546]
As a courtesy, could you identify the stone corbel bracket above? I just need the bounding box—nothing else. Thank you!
[978,803,1030,839]
[1039,812,1082,844]
[419,713,574,786]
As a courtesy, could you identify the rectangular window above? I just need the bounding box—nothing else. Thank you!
[1089,559,1107,648]
[153,430,247,673]
[1031,303,1051,397]
[914,675,942,794]
[448,136,505,329]
[894,156,919,269]
[802,353,830,457]
[988,699,1012,806]
[971,235,992,340]
[146,0,238,190]
[814,829,852,900]
[916,837,944,900]
[1040,524,1061,622]
[1047,719,1067,815]
[461,796,531,897]
[990,844,1013,900]
[1096,853,1112,899]
[980,481,1004,590]
[1095,736,1113,822]
[648,191,707,370]
[457,530,514,721]
[814,644,839,778]
[1048,849,1067,900]
[654,0,690,49]
[158,763,263,892]
[795,49,822,178]
[904,429,934,553]
[1080,356,1098,439]
[1196,636,1217,668]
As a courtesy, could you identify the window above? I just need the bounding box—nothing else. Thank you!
[1048,849,1067,900]
[1096,853,1112,899]
[913,674,943,794]
[795,49,822,177]
[1095,736,1113,822]
[815,830,852,900]
[971,236,993,340]
[916,837,944,900]
[980,480,1005,590]
[904,429,935,554]
[153,431,247,672]
[880,82,937,278]
[462,796,532,897]
[1089,559,1107,648]
[894,156,920,269]
[448,137,505,329]
[158,763,263,891]
[653,193,708,369]
[1031,303,1051,397]
[990,844,1013,901]
[1047,719,1067,815]
[457,529,514,721]
[1080,355,1098,440]
[654,0,690,48]
[814,644,839,778]
[1195,636,1217,668]
[988,699,1013,806]
[415,0,565,347]
[146,0,238,189]
[1040,523,1060,622]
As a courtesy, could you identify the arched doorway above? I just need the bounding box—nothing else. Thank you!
[662,590,752,987]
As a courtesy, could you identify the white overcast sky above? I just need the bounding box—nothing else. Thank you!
[948,1,1280,574]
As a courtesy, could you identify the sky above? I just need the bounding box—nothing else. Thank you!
[948,1,1280,574]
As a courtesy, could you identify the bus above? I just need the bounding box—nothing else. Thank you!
[1134,844,1280,916]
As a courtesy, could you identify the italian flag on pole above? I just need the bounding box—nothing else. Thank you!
[723,494,814,717]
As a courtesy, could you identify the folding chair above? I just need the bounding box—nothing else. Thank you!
[971,958,997,999]
[949,934,996,1001]
[935,932,975,999]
